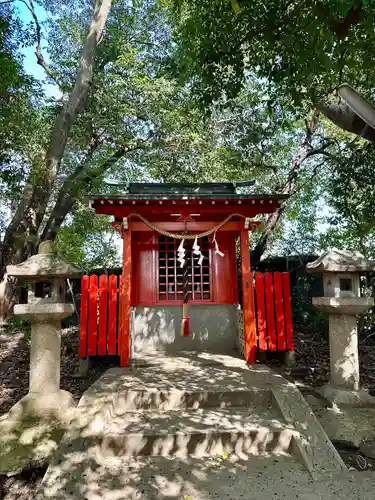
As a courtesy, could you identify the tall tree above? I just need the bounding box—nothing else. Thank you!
[0,0,113,324]
[1,0,267,322]
[1,0,362,326]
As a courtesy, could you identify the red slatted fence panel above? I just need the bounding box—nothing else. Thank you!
[255,272,267,351]
[80,271,293,358]
[79,275,89,357]
[107,274,118,355]
[274,272,286,351]
[88,274,98,356]
[98,274,108,356]
[264,273,277,351]
[282,272,294,351]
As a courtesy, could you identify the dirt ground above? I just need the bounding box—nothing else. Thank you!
[0,327,108,500]
[0,328,108,417]
[1,326,375,499]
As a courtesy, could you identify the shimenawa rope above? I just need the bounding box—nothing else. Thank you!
[126,212,250,238]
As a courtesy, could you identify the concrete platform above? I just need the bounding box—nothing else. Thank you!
[35,352,366,499]
[37,454,375,500]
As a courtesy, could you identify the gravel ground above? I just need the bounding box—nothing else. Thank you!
[269,328,375,394]
[1,327,375,499]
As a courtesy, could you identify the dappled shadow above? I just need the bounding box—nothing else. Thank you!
[133,306,238,355]
[39,449,310,500]
[0,415,66,476]
[33,371,297,499]
[0,351,352,498]
[99,353,284,413]
[0,465,46,500]
[0,328,108,418]
[101,427,295,460]
[272,380,347,478]
[37,449,375,500]
[0,332,29,416]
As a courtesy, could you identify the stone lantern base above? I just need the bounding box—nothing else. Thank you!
[8,390,75,423]
[320,385,375,408]
[8,303,76,422]
[312,297,375,407]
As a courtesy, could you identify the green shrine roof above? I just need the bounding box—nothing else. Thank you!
[94,181,287,201]
[126,181,254,196]
[90,182,287,217]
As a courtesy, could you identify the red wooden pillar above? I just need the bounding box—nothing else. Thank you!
[119,219,132,367]
[240,225,256,364]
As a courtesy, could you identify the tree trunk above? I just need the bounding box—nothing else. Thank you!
[252,207,286,266]
[0,276,15,327]
[0,0,113,321]
[27,0,113,236]
[42,146,126,240]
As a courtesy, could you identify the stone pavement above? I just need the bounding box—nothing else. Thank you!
[40,455,375,500]
[35,352,375,499]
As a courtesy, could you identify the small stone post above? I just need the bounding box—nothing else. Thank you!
[307,249,375,405]
[6,241,82,420]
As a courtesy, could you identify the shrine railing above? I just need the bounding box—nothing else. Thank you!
[79,271,294,358]
[238,272,294,357]
[79,274,120,357]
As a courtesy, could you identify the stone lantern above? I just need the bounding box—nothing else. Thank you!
[6,240,82,420]
[307,249,375,404]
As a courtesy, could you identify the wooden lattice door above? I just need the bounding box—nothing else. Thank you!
[158,236,211,302]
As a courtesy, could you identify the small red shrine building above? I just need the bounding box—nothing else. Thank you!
[81,182,294,366]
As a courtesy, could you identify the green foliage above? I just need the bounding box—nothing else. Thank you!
[0,8,24,98]
[0,6,44,170]
[4,315,31,338]
[2,0,375,275]
[164,0,375,261]
[56,207,121,271]
[319,139,375,257]
[168,0,375,111]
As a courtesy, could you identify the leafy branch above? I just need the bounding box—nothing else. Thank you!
[41,135,148,241]
[27,0,60,86]
[252,111,323,264]
[0,0,63,88]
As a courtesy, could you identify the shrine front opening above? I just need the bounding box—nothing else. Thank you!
[79,182,294,366]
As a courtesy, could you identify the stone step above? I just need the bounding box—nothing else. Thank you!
[101,364,273,412]
[99,364,267,396]
[110,387,272,412]
[272,385,348,479]
[100,406,296,458]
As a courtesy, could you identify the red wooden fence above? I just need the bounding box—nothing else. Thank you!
[79,271,294,358]
[80,274,120,357]
[254,272,294,352]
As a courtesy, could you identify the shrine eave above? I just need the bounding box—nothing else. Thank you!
[89,193,287,220]
[90,193,287,204]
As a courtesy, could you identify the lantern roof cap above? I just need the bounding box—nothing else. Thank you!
[306,249,375,273]
[6,241,82,280]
